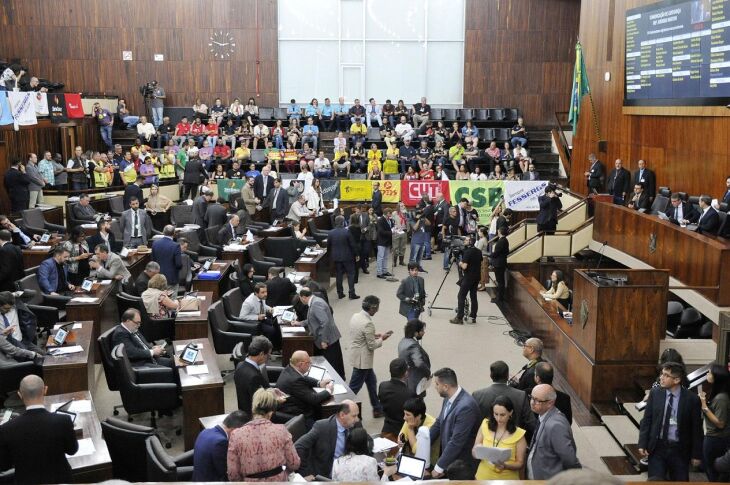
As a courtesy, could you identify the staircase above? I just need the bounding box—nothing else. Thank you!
[528,127,562,181]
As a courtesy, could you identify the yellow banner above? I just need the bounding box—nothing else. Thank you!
[379,180,401,203]
[339,180,373,201]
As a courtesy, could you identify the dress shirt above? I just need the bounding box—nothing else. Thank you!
[527,409,551,478]
[663,388,680,441]
[673,204,684,221]
[698,207,709,223]
[245,357,262,370]
[1,309,21,341]
[131,209,142,238]
[25,404,45,410]
[12,228,31,246]
[335,103,348,115]
[334,419,347,460]
[321,104,334,117]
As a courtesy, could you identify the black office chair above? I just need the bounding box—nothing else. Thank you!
[145,435,194,482]
[658,186,671,198]
[481,128,496,142]
[17,274,68,335]
[284,414,307,442]
[101,417,155,482]
[98,327,125,416]
[666,301,684,336]
[496,128,512,142]
[170,204,194,227]
[247,241,283,276]
[459,109,473,121]
[443,108,458,122]
[208,300,253,377]
[108,196,125,217]
[307,219,329,245]
[221,287,263,333]
[205,224,222,247]
[20,208,66,236]
[649,195,670,215]
[475,108,489,121]
[675,307,703,338]
[265,236,314,267]
[504,108,519,121]
[177,229,218,258]
[0,360,40,408]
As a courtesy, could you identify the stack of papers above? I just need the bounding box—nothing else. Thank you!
[224,244,248,251]
[298,257,314,263]
[68,438,95,458]
[186,365,209,376]
[51,400,92,413]
[473,445,512,464]
[48,345,84,356]
[99,280,112,285]
[281,326,307,334]
[70,297,98,303]
[175,343,203,352]
[30,245,52,251]
[313,384,348,395]
[81,223,97,229]
[177,311,201,317]
[372,437,399,453]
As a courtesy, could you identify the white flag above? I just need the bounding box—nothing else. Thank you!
[33,92,49,116]
[7,91,38,129]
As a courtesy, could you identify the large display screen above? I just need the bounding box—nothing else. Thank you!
[624,0,730,106]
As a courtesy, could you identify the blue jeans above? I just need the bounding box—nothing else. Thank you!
[647,441,690,481]
[122,115,140,127]
[510,136,527,147]
[302,135,318,150]
[152,107,164,128]
[99,125,113,148]
[273,134,284,149]
[406,308,421,320]
[377,245,390,275]
[349,368,383,412]
[409,241,426,267]
[399,158,417,173]
[206,136,218,147]
[424,238,431,258]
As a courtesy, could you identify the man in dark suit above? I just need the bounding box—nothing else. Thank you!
[396,263,426,320]
[496,208,513,235]
[638,362,703,481]
[627,183,651,211]
[183,153,209,200]
[253,165,275,201]
[233,336,289,423]
[263,178,289,222]
[721,176,730,206]
[0,375,79,484]
[633,159,657,201]
[536,185,563,234]
[134,261,160,296]
[0,229,24,291]
[473,360,535,435]
[110,308,174,370]
[216,214,239,246]
[377,358,413,439]
[123,175,145,210]
[327,215,359,300]
[295,400,361,479]
[606,158,631,205]
[371,181,383,216]
[72,194,99,221]
[665,193,699,225]
[429,368,481,478]
[0,215,37,248]
[276,350,333,422]
[509,337,544,395]
[3,158,31,213]
[353,205,371,272]
[583,153,604,193]
[152,225,183,293]
[192,189,214,227]
[266,266,297,307]
[87,218,118,254]
[397,319,431,397]
[534,361,572,425]
[697,195,720,234]
[490,226,509,304]
[204,197,228,229]
[376,208,394,278]
[192,410,248,482]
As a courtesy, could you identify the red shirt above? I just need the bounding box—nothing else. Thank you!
[214,145,231,158]
[420,169,434,180]
[175,122,190,135]
[206,122,219,135]
[190,123,205,136]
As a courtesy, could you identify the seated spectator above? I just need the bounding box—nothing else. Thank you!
[302,117,320,151]
[205,119,219,147]
[697,194,720,234]
[226,160,244,179]
[138,156,157,185]
[399,139,417,173]
[287,99,301,121]
[136,115,156,145]
[189,117,206,146]
[513,142,528,162]
[38,247,75,295]
[253,121,270,150]
[394,100,408,124]
[368,165,384,180]
[173,116,191,147]
[506,166,521,181]
[383,146,399,175]
[404,166,419,180]
[367,144,382,173]
[90,244,131,283]
[334,131,348,152]
[461,120,478,145]
[209,97,227,125]
[305,99,321,127]
[449,121,462,145]
[271,120,286,149]
[365,98,383,129]
[334,97,350,132]
[485,141,501,161]
[418,121,433,143]
[333,147,351,176]
[499,141,513,164]
[399,397,440,468]
[470,166,487,181]
[199,140,214,170]
[276,350,333,422]
[420,166,435,180]
[287,119,302,147]
[510,117,528,147]
[221,119,239,149]
[212,163,226,180]
[627,183,650,211]
[382,99,396,127]
[395,116,415,142]
[348,99,366,125]
[321,98,335,131]
[141,273,179,318]
[213,138,232,163]
[281,142,298,173]
[665,193,699,225]
[264,140,282,173]
[434,165,449,181]
[449,140,465,172]
[540,270,571,307]
[332,428,394,481]
[234,144,251,164]
[417,140,432,171]
[156,117,175,149]
[463,141,480,171]
[434,120,448,144]
[117,98,140,128]
[193,98,209,121]
[299,143,316,172]
[72,193,98,222]
[349,141,366,173]
[243,97,259,126]
[313,151,332,179]
[432,140,448,168]
[383,129,397,149]
[455,165,470,180]
[350,118,367,146]
[229,98,245,125]
[524,163,540,181]
[489,163,505,180]
[238,121,252,148]
[287,194,313,224]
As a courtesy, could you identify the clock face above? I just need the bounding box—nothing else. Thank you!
[209,31,235,59]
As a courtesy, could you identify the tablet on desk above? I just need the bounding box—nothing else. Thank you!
[54,399,76,423]
[52,323,73,346]
[306,365,327,382]
[202,259,213,271]
[280,310,296,324]
[39,233,51,243]
[397,454,426,480]
[179,344,200,365]
[80,279,94,292]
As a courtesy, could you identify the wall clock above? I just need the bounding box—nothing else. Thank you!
[209,31,235,59]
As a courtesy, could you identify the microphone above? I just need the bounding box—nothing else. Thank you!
[596,240,608,269]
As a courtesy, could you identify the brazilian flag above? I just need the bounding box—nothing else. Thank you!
[568,42,590,136]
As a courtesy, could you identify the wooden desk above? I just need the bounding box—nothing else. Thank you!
[220,237,263,269]
[65,282,115,364]
[175,292,212,340]
[594,201,730,305]
[192,260,233,301]
[123,251,151,280]
[199,413,227,430]
[310,356,360,417]
[280,324,315,367]
[44,391,113,483]
[22,246,54,268]
[174,338,225,450]
[294,249,330,288]
[42,321,94,395]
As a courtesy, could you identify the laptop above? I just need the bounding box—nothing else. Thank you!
[306,365,327,382]
[280,309,296,324]
[396,455,426,480]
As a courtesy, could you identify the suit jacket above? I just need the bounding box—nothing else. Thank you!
[396,275,425,317]
[722,188,730,206]
[134,271,150,296]
[429,388,481,473]
[123,183,144,210]
[241,184,258,214]
[510,357,544,395]
[664,202,699,225]
[528,407,581,479]
[372,190,383,216]
[152,236,182,285]
[71,203,98,221]
[276,364,331,419]
[638,386,703,460]
[110,324,156,365]
[378,378,412,435]
[4,168,31,212]
[120,208,151,245]
[37,257,68,294]
[627,192,650,211]
[496,215,510,235]
[92,251,131,282]
[555,389,573,425]
[397,337,431,396]
[376,216,393,247]
[0,408,78,484]
[204,203,228,229]
[234,359,269,415]
[0,242,24,291]
[183,158,208,185]
[633,168,657,198]
[295,415,362,478]
[264,187,289,220]
[253,174,274,201]
[217,223,237,246]
[586,160,604,191]
[192,196,208,226]
[606,167,631,197]
[0,333,36,365]
[535,195,562,226]
[348,310,382,369]
[698,206,720,234]
[86,231,119,254]
[327,227,356,263]
[490,236,509,268]
[192,425,229,482]
[266,276,297,307]
[472,382,535,435]
[304,295,341,349]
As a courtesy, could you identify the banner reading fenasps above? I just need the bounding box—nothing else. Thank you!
[216,178,245,201]
[320,179,340,201]
[503,180,549,212]
[340,180,372,201]
[379,180,401,203]
[449,180,504,223]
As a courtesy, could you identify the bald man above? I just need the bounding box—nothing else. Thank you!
[276,350,333,423]
[0,376,79,483]
[509,337,545,394]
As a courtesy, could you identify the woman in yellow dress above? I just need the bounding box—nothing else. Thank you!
[473,395,526,480]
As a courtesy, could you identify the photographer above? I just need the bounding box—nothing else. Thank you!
[536,184,563,234]
[450,234,482,325]
[397,263,426,321]
[409,208,431,272]
[490,226,509,303]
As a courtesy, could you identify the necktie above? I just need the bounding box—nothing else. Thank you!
[133,210,139,238]
[272,189,278,209]
[675,207,679,220]
[133,331,149,349]
[640,169,644,180]
[444,399,452,417]
[1,313,9,328]
[661,393,674,440]
[259,299,265,316]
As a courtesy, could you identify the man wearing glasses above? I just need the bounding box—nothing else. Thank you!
[525,384,580,479]
[110,308,172,370]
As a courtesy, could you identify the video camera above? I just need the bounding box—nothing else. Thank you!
[546,183,563,197]
[139,82,155,97]
[443,235,466,261]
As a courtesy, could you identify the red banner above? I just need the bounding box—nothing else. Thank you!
[400,180,450,206]
[64,93,84,118]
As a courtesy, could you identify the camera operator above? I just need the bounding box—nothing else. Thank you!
[490,226,509,303]
[440,206,462,270]
[536,184,563,234]
[397,263,426,320]
[148,80,166,128]
[450,234,482,325]
[409,207,431,272]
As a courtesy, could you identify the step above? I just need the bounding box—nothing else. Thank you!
[623,401,645,428]
[601,456,640,475]
[601,415,640,445]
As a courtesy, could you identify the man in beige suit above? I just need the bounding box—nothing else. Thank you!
[348,295,393,418]
[240,175,258,216]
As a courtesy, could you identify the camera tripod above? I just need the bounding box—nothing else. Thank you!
[426,251,466,316]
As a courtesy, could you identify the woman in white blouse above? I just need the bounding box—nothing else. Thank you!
[304,178,325,213]
[331,428,394,482]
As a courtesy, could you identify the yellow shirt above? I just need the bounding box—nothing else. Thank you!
[383,159,399,174]
[398,414,439,467]
[475,419,526,480]
[386,147,399,160]
[367,159,382,173]
[367,149,382,164]
[334,150,349,162]
[350,124,367,135]
[159,162,176,179]
[234,147,250,160]
[122,163,138,184]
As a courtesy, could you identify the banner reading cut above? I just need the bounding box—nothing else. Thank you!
[503,180,549,212]
[65,93,85,118]
[49,93,68,123]
[340,180,372,201]
[400,180,450,206]
[216,179,246,201]
[379,180,401,203]
[8,91,38,128]
[449,181,504,222]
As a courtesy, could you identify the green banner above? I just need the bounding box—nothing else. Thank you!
[216,178,245,201]
[448,181,504,223]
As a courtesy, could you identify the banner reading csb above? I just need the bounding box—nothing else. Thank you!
[449,181,504,222]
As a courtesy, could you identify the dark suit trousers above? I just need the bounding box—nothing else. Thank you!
[314,340,346,380]
[261,317,282,350]
[493,266,506,301]
[537,222,556,235]
[350,368,383,412]
[183,183,199,200]
[648,440,690,481]
[335,260,356,297]
[457,279,479,318]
